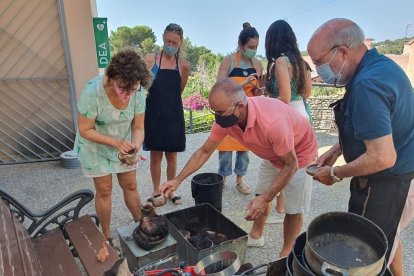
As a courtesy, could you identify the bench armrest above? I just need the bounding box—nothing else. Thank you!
[0,188,96,238]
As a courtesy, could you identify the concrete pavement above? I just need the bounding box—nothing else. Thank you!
[0,132,412,274]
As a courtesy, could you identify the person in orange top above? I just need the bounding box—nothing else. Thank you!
[216,22,263,194]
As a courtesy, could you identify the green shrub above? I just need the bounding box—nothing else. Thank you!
[311,86,344,97]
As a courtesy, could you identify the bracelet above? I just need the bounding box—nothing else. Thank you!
[330,166,342,182]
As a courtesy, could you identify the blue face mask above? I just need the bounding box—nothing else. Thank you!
[163,44,179,56]
[316,48,347,87]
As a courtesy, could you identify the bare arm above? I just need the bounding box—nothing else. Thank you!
[262,150,298,202]
[252,59,265,96]
[253,58,263,76]
[177,138,220,182]
[131,113,145,149]
[274,57,292,103]
[180,60,190,93]
[335,135,396,178]
[217,55,231,80]
[160,137,221,196]
[314,135,396,185]
[144,53,155,72]
[78,112,134,154]
[315,143,342,167]
[302,67,312,99]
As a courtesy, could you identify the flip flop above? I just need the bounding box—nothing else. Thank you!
[169,193,182,205]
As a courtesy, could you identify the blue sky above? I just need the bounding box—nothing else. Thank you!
[96,0,414,56]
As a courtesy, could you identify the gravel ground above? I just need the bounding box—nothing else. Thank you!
[0,132,412,274]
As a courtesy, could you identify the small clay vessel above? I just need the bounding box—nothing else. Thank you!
[118,148,139,165]
[141,202,157,217]
[147,194,167,207]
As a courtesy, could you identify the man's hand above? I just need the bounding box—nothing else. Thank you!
[245,196,268,221]
[313,166,336,186]
[160,179,181,198]
[315,144,341,167]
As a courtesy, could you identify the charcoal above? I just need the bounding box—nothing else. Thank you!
[187,230,228,250]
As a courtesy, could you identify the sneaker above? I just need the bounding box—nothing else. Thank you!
[236,181,251,195]
[266,210,285,224]
[247,235,264,247]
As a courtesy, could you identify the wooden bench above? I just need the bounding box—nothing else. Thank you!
[0,189,120,276]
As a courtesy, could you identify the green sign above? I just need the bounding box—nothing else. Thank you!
[93,17,110,68]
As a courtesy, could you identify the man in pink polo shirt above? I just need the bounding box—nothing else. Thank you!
[161,78,317,257]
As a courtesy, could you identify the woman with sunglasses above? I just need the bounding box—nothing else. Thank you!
[143,23,190,205]
[75,49,151,246]
[215,22,263,195]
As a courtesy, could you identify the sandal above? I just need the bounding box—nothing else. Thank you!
[169,193,182,205]
[236,181,251,195]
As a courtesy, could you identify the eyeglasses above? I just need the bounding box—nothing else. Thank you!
[210,104,237,116]
[116,81,142,93]
[312,45,338,67]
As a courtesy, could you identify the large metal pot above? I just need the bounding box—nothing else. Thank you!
[304,212,388,276]
[292,232,316,276]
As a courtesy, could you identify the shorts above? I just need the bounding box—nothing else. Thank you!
[255,159,313,214]
[388,179,414,264]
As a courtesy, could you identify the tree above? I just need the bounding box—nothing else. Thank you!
[180,38,212,73]
[109,26,156,53]
[183,53,223,98]
[141,37,160,55]
[372,37,413,55]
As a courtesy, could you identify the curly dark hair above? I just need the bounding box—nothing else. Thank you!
[105,49,151,90]
[238,22,259,46]
[265,20,307,95]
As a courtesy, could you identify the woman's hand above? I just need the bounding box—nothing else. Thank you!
[241,73,258,87]
[257,73,267,88]
[114,140,135,154]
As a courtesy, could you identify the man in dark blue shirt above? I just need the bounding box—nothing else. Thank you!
[308,18,414,275]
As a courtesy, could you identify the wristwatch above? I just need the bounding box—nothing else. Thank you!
[330,166,342,182]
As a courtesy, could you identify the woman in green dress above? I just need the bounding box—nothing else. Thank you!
[75,50,151,244]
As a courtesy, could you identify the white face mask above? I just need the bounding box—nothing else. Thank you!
[316,48,347,87]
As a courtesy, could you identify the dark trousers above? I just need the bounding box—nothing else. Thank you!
[348,173,413,261]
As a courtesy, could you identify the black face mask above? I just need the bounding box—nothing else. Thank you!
[215,113,239,128]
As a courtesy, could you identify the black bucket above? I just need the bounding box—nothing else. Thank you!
[191,173,224,212]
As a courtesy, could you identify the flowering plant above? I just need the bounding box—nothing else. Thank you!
[182,92,209,111]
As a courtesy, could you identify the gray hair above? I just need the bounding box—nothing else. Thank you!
[314,18,365,49]
[210,78,247,104]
